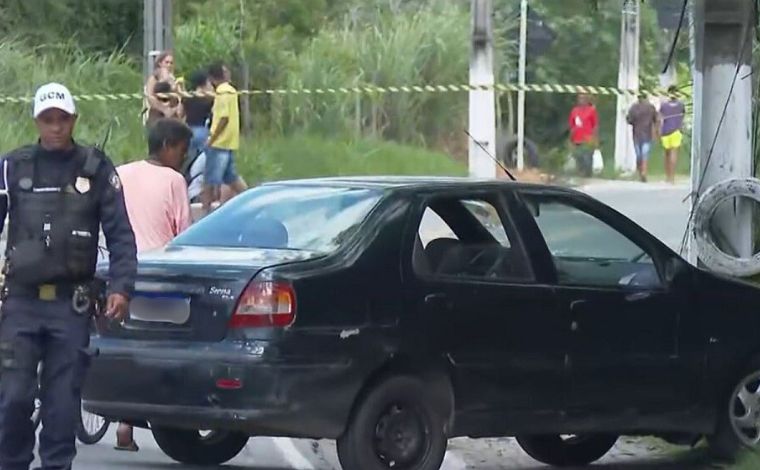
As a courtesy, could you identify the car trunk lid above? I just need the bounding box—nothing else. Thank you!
[95,245,317,342]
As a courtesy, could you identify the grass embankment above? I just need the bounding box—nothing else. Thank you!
[239,134,466,184]
[0,41,465,180]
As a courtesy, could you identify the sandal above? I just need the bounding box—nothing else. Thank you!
[114,440,139,452]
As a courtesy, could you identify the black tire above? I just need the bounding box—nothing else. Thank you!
[337,375,448,470]
[498,135,540,169]
[707,359,760,462]
[516,434,618,467]
[76,407,111,445]
[152,426,249,466]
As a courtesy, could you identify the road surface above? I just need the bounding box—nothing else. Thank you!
[580,180,691,251]
[50,181,706,469]
[62,426,713,470]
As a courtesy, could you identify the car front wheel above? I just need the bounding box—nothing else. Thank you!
[337,375,448,470]
[708,364,760,462]
[151,426,249,465]
[516,434,618,467]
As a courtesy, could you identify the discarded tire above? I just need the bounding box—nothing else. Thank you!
[497,135,540,168]
[693,177,760,277]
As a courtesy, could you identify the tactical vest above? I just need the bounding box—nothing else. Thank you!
[4,145,101,286]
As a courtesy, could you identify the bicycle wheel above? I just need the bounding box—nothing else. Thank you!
[76,406,111,445]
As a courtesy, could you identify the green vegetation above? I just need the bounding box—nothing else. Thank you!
[0,0,693,180]
[241,135,466,185]
[0,41,143,162]
[729,451,760,469]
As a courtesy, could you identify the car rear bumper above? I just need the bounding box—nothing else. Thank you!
[81,337,359,439]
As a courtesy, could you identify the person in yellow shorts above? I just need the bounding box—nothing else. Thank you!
[658,86,685,184]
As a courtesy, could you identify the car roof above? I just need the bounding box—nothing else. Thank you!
[261,176,580,195]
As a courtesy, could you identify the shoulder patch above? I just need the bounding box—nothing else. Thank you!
[109,171,122,191]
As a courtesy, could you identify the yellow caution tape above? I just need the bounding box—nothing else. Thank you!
[0,82,691,104]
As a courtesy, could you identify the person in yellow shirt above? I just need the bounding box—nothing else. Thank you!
[202,62,247,213]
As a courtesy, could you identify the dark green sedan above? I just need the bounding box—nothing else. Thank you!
[85,177,760,469]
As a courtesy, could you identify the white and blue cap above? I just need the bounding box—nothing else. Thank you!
[33,82,76,118]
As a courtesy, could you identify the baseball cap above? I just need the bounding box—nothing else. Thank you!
[33,82,76,118]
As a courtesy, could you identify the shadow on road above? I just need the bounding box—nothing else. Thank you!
[496,448,718,470]
[81,464,296,470]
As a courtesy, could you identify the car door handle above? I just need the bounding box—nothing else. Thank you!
[569,300,587,312]
[424,293,452,310]
[625,291,652,302]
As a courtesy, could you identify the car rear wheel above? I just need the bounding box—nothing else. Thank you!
[337,375,448,470]
[516,434,618,467]
[708,363,760,462]
[151,426,249,465]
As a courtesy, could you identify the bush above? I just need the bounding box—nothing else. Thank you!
[0,40,144,163]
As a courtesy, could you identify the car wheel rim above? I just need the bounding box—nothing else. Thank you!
[729,371,760,447]
[559,434,590,445]
[373,403,430,469]
[197,430,227,445]
[81,408,106,435]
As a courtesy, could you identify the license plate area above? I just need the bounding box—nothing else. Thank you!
[128,293,191,325]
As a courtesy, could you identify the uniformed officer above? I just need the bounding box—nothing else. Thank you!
[0,83,137,470]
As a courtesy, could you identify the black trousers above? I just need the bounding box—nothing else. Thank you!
[573,144,594,178]
[0,297,90,470]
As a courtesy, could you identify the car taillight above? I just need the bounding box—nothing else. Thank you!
[229,280,296,329]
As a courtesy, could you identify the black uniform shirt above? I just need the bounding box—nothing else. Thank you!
[0,143,137,297]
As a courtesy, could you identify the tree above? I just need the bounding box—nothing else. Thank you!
[0,0,140,54]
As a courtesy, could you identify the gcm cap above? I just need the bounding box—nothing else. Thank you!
[33,82,76,118]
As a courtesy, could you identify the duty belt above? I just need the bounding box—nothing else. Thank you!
[2,282,95,315]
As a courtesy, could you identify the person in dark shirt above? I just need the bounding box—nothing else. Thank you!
[0,82,137,470]
[626,94,659,183]
[183,69,214,163]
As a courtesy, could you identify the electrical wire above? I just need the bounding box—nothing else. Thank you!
[678,22,754,256]
[662,0,689,75]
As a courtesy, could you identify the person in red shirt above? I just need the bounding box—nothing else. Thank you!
[568,94,599,177]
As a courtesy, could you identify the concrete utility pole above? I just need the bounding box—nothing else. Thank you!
[516,0,528,171]
[689,0,754,262]
[614,0,640,174]
[686,0,699,263]
[143,0,173,81]
[468,0,497,178]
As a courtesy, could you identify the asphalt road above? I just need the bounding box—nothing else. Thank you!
[580,180,691,251]
[41,181,702,469]
[62,427,714,470]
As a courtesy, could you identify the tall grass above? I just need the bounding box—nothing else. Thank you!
[281,3,470,147]
[240,134,467,185]
[0,40,144,163]
[0,39,465,181]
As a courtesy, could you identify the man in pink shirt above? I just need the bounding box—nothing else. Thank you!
[113,118,193,450]
[118,118,192,254]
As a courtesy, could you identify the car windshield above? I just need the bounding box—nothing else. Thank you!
[172,185,383,253]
